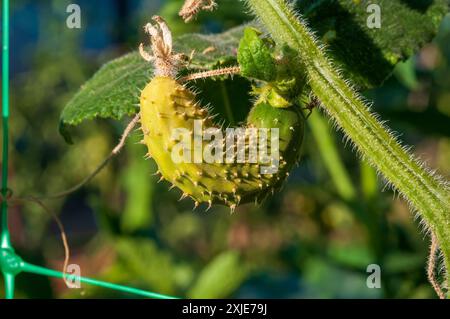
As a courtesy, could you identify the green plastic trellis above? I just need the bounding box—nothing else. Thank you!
[0,0,176,299]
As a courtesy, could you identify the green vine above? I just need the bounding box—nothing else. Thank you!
[244,0,450,290]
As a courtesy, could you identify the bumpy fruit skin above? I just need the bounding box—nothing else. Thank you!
[140,76,304,208]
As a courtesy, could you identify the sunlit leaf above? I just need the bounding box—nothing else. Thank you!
[188,251,248,298]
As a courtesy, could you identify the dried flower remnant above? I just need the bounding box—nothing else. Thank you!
[179,0,218,22]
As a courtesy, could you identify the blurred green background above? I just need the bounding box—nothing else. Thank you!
[1,0,450,298]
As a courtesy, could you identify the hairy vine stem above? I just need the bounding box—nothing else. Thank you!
[428,232,446,299]
[244,0,450,292]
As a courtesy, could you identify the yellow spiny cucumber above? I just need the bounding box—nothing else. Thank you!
[140,77,304,209]
[138,17,304,210]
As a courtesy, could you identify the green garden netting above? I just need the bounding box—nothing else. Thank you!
[0,0,176,299]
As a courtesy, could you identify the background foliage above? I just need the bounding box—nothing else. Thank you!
[1,0,450,298]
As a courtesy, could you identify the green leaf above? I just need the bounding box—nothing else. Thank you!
[60,25,246,131]
[238,27,277,81]
[296,0,448,89]
[187,251,248,299]
[237,27,307,107]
